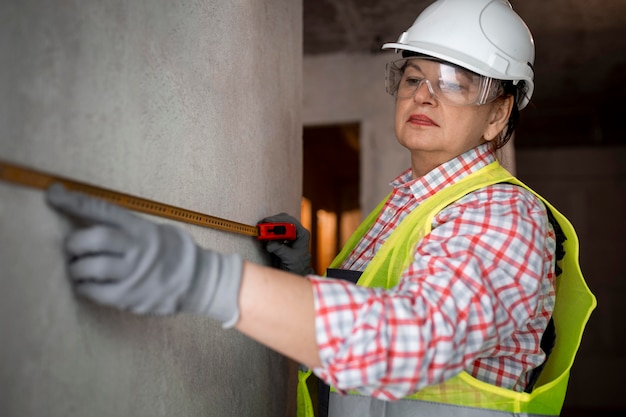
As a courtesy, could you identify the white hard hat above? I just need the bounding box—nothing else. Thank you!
[382,0,535,109]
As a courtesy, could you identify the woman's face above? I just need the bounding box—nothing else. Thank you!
[393,59,512,175]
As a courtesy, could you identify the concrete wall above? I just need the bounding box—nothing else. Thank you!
[303,53,398,213]
[0,1,301,416]
[303,53,625,411]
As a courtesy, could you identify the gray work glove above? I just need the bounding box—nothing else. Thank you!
[259,213,314,276]
[46,184,243,328]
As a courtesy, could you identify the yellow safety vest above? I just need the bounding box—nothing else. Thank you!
[297,161,596,417]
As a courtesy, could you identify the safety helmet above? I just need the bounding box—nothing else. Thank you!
[382,0,535,109]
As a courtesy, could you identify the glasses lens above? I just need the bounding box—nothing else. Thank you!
[387,58,502,106]
[385,61,404,96]
[437,64,484,105]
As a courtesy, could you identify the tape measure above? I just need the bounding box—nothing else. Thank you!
[0,159,296,241]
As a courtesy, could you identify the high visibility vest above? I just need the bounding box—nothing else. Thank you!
[297,161,596,417]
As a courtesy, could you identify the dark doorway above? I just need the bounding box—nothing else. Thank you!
[302,123,361,274]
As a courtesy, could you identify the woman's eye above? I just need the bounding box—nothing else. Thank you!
[405,77,423,86]
[440,80,464,92]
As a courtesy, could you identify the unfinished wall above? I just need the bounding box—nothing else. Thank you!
[303,53,397,213]
[0,1,301,416]
[303,52,624,411]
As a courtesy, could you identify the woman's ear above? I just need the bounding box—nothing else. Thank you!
[484,95,514,142]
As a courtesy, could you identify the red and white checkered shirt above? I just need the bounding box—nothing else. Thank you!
[308,144,556,400]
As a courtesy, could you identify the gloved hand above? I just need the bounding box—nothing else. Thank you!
[259,213,314,276]
[46,184,243,328]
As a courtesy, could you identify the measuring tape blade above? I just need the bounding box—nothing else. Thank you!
[0,159,260,237]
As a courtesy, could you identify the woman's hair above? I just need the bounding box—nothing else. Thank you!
[493,80,525,150]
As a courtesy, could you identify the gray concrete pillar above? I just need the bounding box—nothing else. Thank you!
[0,1,301,416]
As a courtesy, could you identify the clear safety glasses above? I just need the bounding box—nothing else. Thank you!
[386,58,504,106]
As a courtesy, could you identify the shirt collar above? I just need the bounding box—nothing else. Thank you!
[390,143,497,203]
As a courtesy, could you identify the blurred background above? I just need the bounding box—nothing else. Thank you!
[301,1,625,415]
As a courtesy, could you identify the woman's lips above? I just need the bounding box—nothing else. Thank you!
[408,114,438,127]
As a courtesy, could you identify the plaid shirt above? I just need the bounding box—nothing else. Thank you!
[309,144,556,400]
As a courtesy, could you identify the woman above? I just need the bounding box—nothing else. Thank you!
[47,0,595,416]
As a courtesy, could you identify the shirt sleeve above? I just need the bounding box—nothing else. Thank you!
[309,184,554,400]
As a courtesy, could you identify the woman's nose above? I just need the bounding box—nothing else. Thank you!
[413,80,435,104]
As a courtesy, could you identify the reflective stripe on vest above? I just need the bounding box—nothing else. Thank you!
[328,391,554,417]
[297,161,596,417]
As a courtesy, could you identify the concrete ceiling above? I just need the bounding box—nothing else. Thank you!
[303,0,626,146]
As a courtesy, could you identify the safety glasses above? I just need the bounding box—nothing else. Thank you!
[386,58,504,106]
